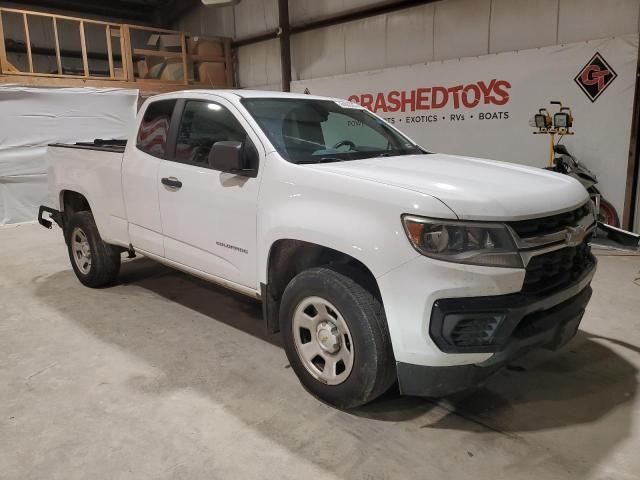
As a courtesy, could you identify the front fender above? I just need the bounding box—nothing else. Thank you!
[257,157,458,285]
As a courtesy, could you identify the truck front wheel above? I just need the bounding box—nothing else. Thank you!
[280,267,396,409]
[65,211,121,288]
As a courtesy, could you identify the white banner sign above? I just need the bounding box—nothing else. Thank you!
[292,35,638,222]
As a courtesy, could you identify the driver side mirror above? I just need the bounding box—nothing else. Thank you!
[208,140,258,177]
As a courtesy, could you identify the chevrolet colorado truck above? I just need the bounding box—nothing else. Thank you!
[39,90,597,408]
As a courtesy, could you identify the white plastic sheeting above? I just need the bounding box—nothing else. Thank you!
[0,86,137,225]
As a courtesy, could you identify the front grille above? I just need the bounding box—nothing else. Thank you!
[522,239,595,296]
[509,203,591,238]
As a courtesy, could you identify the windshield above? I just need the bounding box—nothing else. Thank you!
[241,98,424,164]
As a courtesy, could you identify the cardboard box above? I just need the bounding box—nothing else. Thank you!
[147,33,183,50]
[188,37,224,58]
[197,62,227,87]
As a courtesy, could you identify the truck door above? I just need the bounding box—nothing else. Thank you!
[122,99,178,257]
[157,98,263,289]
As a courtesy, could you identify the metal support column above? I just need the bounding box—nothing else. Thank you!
[278,0,291,92]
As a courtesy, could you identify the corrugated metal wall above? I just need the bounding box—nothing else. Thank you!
[174,0,640,90]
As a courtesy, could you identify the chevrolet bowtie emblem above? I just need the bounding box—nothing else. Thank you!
[565,225,587,247]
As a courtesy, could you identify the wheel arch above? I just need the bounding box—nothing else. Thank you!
[262,238,382,333]
[59,190,92,237]
[60,189,92,214]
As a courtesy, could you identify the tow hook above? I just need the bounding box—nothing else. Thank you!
[37,206,63,229]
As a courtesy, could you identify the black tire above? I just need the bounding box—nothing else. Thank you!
[280,266,396,409]
[65,211,121,288]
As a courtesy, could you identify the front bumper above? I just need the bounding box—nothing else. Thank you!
[382,202,597,397]
[397,266,594,397]
[429,260,595,354]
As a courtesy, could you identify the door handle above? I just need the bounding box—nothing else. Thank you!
[161,177,182,189]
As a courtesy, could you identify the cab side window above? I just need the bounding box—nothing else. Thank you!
[136,99,176,158]
[174,101,257,170]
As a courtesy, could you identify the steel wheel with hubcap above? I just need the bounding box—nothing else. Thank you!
[65,211,121,288]
[281,266,396,409]
[292,296,354,385]
[71,227,92,274]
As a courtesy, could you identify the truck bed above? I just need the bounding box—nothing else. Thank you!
[47,140,128,246]
[49,139,127,154]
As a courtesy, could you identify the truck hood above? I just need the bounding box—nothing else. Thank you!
[307,153,589,221]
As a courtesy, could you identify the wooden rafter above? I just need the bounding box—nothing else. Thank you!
[105,26,114,78]
[52,17,62,74]
[22,13,33,73]
[79,20,89,77]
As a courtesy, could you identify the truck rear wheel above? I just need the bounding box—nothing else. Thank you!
[280,267,396,409]
[65,211,121,288]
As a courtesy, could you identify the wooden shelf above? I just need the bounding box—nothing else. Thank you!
[0,7,234,92]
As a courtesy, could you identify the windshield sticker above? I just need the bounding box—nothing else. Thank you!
[334,99,365,110]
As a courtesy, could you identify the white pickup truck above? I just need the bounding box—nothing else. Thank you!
[39,90,597,408]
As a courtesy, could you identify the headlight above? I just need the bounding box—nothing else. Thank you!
[402,216,523,268]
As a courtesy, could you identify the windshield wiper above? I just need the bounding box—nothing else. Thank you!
[296,157,342,164]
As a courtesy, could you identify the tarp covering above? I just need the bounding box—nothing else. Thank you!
[0,86,138,225]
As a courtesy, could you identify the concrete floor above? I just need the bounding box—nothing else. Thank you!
[1,223,640,480]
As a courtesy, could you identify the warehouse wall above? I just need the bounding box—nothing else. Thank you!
[174,0,640,89]
[173,2,236,38]
[174,0,640,229]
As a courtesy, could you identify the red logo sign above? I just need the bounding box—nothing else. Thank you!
[347,79,511,113]
[575,53,617,102]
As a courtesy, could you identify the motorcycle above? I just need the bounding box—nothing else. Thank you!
[547,143,620,227]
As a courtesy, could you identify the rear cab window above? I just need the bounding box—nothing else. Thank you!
[136,99,177,158]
